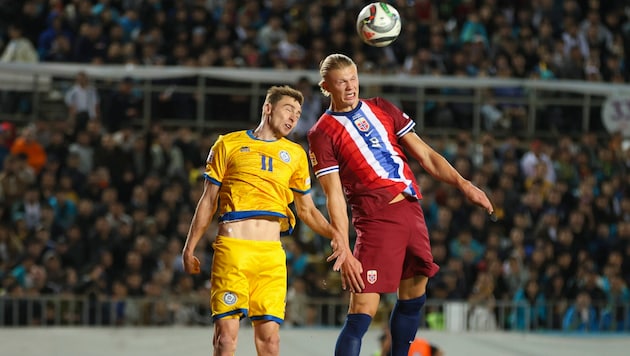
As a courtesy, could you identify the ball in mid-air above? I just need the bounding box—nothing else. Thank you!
[356,2,401,47]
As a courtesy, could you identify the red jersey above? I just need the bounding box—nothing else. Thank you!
[307,97,421,218]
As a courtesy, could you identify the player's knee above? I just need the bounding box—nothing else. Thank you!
[349,293,380,316]
[255,332,280,355]
[398,275,428,299]
[214,331,238,353]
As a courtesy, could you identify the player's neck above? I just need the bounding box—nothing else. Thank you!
[251,126,278,141]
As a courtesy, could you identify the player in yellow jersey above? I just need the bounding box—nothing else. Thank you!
[182,85,347,356]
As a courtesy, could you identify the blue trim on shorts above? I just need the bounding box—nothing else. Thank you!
[220,210,287,222]
[213,308,249,321]
[219,211,293,235]
[250,315,284,324]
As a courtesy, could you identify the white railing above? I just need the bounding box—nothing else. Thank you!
[2,295,629,332]
[1,62,629,137]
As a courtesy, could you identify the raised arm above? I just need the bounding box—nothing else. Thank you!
[182,180,219,274]
[400,132,494,214]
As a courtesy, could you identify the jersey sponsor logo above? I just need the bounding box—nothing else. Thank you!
[279,150,290,163]
[367,269,377,284]
[240,146,250,152]
[207,150,215,163]
[308,151,318,166]
[353,117,370,132]
[223,291,237,306]
[305,177,311,186]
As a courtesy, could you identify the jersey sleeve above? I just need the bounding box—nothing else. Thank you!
[375,97,415,137]
[307,127,338,178]
[289,147,312,194]
[203,135,227,186]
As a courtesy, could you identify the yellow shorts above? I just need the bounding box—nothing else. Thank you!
[210,235,287,323]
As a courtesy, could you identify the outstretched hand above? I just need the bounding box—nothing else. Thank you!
[326,234,349,271]
[460,180,495,216]
[327,238,364,293]
[339,254,364,293]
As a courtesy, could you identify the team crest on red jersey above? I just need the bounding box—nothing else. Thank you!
[367,269,377,284]
[353,117,370,132]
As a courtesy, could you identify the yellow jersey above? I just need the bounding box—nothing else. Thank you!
[204,130,311,235]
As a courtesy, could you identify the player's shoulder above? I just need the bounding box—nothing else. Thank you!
[279,137,307,153]
[216,130,248,145]
[220,130,248,140]
[362,96,393,108]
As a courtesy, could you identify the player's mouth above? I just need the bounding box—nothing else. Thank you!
[345,92,355,100]
[285,123,292,130]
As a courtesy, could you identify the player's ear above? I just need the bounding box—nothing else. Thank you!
[262,102,272,116]
[320,80,329,93]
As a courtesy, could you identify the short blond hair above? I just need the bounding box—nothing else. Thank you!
[265,85,304,105]
[318,54,356,97]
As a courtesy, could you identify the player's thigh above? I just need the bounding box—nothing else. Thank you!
[211,236,251,319]
[402,202,440,280]
[249,247,287,321]
[353,205,411,293]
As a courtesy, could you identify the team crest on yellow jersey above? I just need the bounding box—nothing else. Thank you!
[279,150,290,162]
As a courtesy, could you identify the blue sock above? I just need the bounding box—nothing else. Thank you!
[334,313,372,356]
[389,294,426,356]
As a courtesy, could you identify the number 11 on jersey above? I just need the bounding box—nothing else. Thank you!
[261,154,273,172]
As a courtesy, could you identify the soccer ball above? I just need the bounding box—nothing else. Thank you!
[356,2,402,47]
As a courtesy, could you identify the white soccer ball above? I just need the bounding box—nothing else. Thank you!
[356,2,402,47]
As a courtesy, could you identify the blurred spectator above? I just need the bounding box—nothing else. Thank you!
[1,23,38,63]
[520,140,556,184]
[68,130,94,175]
[102,76,141,132]
[562,290,599,331]
[290,76,323,140]
[10,184,45,231]
[257,15,286,54]
[467,271,498,331]
[37,13,73,61]
[72,21,108,63]
[149,130,185,181]
[10,125,47,175]
[510,279,547,330]
[600,273,630,331]
[1,155,36,201]
[64,71,100,132]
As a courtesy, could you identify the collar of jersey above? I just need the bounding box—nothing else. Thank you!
[247,129,279,142]
[325,100,363,117]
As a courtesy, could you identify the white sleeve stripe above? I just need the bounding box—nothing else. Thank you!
[396,120,415,137]
[314,166,339,177]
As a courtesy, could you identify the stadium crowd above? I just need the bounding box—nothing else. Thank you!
[1,0,630,332]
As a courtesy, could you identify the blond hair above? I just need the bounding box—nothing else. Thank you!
[318,54,356,97]
[265,85,304,105]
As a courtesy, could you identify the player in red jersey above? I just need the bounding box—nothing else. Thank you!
[307,53,494,356]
